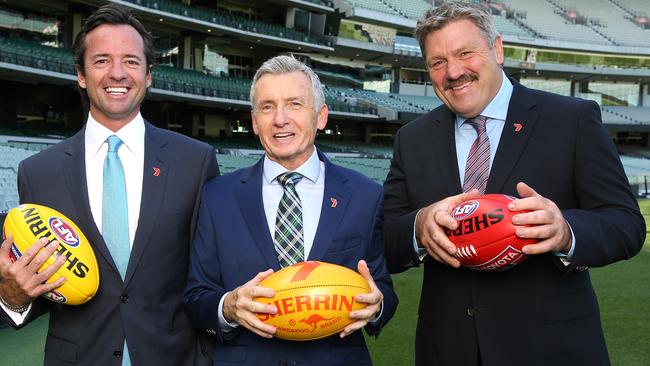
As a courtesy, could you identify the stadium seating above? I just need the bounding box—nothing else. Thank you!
[0,36,75,75]
[552,0,650,47]
[504,0,612,45]
[122,0,330,46]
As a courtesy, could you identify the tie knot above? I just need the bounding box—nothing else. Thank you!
[106,135,123,153]
[277,172,303,187]
[466,115,487,133]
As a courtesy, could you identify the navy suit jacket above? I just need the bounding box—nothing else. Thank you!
[3,121,218,366]
[185,151,397,366]
[383,81,645,366]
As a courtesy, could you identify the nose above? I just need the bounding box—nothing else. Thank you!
[107,60,128,81]
[272,104,289,126]
[445,57,464,80]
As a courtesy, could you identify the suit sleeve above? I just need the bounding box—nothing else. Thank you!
[1,160,51,327]
[563,101,645,267]
[184,183,234,343]
[363,192,398,337]
[383,128,423,274]
[189,145,219,244]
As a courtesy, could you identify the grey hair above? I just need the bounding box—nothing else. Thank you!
[250,54,325,111]
[415,2,499,56]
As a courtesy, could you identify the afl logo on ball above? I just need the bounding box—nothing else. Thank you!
[49,217,80,247]
[452,200,479,220]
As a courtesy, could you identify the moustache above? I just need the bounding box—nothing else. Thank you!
[444,74,478,90]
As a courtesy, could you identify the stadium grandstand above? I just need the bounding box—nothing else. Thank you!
[1,0,650,211]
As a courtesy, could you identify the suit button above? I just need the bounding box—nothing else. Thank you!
[466,308,475,317]
[114,350,122,358]
[121,295,129,303]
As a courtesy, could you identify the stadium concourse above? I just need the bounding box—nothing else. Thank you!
[0,0,650,204]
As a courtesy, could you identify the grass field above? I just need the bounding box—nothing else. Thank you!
[2,202,649,365]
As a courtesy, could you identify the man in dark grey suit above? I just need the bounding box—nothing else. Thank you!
[0,4,218,365]
[383,2,645,366]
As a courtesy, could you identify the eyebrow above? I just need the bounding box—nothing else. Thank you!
[89,53,143,60]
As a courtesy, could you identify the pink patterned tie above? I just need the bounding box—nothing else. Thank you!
[463,116,489,194]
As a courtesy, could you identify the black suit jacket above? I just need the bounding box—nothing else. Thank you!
[185,151,397,365]
[383,81,645,366]
[5,121,218,366]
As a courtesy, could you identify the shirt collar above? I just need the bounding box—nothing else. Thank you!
[85,112,146,157]
[456,70,513,128]
[263,148,321,185]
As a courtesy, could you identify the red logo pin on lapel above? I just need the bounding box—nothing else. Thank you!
[153,167,161,177]
[514,123,523,132]
[330,198,338,208]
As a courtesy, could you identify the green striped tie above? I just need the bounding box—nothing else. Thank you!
[274,172,304,267]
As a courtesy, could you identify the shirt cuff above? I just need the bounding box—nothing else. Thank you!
[367,300,384,325]
[0,301,31,325]
[218,292,239,332]
[553,220,576,263]
[413,209,428,262]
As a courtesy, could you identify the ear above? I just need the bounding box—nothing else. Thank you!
[316,104,328,131]
[494,35,504,65]
[146,65,153,88]
[76,65,86,89]
[251,112,260,136]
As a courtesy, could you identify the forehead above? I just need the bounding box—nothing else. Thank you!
[424,19,487,55]
[254,71,313,103]
[84,23,145,57]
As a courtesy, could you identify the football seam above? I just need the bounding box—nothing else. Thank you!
[273,284,370,293]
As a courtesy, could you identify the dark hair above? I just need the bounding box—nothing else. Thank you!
[72,4,156,105]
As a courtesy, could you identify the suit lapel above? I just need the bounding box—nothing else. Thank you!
[125,122,169,285]
[307,153,352,261]
[432,107,462,196]
[487,81,539,193]
[62,129,120,276]
[235,159,280,270]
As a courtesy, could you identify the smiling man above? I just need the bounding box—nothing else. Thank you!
[0,4,218,366]
[382,2,644,366]
[184,55,397,365]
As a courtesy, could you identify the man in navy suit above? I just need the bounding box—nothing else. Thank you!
[184,55,397,365]
[0,4,218,365]
[383,2,645,366]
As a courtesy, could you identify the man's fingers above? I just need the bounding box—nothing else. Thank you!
[15,238,50,267]
[522,239,559,255]
[340,319,367,338]
[26,241,60,274]
[33,255,67,285]
[0,234,13,260]
[515,182,538,198]
[245,269,274,287]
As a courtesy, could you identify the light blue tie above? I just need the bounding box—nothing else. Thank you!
[102,135,132,366]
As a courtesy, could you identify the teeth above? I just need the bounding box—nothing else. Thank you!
[275,133,292,138]
[452,82,471,90]
[105,87,128,94]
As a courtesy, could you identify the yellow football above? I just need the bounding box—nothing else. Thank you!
[255,261,370,341]
[3,204,99,305]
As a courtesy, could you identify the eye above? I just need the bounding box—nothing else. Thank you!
[429,60,445,70]
[289,101,303,109]
[459,51,472,58]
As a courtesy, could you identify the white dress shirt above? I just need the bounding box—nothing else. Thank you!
[1,112,145,324]
[217,149,324,331]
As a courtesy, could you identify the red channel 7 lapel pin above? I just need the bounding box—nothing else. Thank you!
[330,198,338,208]
[153,166,161,177]
[513,123,523,132]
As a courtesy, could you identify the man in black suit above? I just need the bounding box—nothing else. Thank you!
[383,2,645,366]
[0,4,218,365]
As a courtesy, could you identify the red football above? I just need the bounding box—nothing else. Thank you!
[445,194,538,272]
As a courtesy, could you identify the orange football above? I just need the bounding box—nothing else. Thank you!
[254,261,370,341]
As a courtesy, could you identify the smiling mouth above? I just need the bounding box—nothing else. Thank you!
[274,132,295,139]
[450,81,471,91]
[104,86,129,95]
